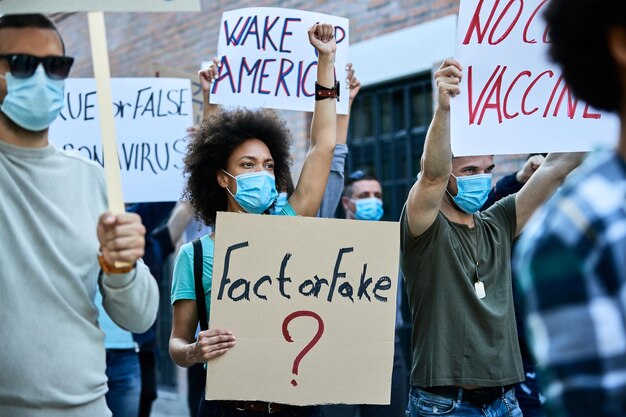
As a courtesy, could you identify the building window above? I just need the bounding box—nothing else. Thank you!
[347,72,433,221]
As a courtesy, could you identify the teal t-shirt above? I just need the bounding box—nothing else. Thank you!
[171,203,297,325]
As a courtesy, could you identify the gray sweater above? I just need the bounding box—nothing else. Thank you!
[0,140,159,417]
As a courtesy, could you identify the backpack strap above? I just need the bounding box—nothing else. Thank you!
[192,238,208,332]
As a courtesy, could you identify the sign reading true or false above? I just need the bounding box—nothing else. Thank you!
[451,0,619,156]
[207,213,399,405]
[211,7,350,114]
[48,78,193,203]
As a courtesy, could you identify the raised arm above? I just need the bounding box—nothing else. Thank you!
[200,57,220,120]
[337,63,361,146]
[405,59,461,237]
[186,59,221,136]
[481,154,545,210]
[318,63,361,218]
[514,152,584,236]
[288,23,337,217]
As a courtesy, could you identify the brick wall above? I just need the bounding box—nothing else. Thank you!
[52,0,461,179]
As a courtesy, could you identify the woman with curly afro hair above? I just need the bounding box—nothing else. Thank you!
[169,23,338,417]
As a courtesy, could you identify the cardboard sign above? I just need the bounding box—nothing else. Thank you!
[451,0,619,156]
[48,78,193,203]
[0,0,201,13]
[207,213,399,405]
[211,7,350,115]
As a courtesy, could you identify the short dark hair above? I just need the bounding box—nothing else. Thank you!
[183,108,293,225]
[545,0,626,111]
[0,14,66,53]
[343,169,380,199]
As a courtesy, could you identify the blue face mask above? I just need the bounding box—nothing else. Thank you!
[269,191,288,215]
[222,170,278,214]
[449,173,492,214]
[353,197,384,221]
[0,65,65,131]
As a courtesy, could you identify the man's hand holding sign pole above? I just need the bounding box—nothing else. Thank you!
[87,12,135,269]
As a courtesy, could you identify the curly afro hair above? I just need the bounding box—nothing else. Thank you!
[183,108,293,226]
[545,0,626,112]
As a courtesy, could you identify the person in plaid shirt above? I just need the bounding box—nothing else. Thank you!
[514,1,626,416]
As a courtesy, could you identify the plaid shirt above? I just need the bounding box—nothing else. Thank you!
[514,150,626,417]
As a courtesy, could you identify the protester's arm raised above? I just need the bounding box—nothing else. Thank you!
[405,59,461,238]
[318,64,361,218]
[337,63,361,146]
[199,57,220,120]
[514,152,584,236]
[288,23,337,217]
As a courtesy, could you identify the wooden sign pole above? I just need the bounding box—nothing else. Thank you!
[87,12,125,215]
[87,12,132,268]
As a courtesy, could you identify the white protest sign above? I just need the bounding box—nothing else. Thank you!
[211,7,350,114]
[207,213,399,405]
[451,0,619,156]
[48,78,193,203]
[152,63,205,126]
[0,0,201,12]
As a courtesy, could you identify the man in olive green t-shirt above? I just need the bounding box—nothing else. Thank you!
[400,58,583,417]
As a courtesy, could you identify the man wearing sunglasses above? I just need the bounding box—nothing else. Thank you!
[0,14,159,417]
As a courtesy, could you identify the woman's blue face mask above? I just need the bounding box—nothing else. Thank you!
[222,169,278,214]
[448,173,492,214]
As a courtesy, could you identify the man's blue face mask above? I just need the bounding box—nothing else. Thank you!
[222,170,278,214]
[352,197,384,221]
[0,65,65,131]
[448,173,492,214]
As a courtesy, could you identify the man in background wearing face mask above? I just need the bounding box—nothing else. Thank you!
[399,58,583,417]
[341,170,384,221]
[0,14,159,417]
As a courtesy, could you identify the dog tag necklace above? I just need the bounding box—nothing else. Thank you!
[473,234,485,299]
[474,263,486,299]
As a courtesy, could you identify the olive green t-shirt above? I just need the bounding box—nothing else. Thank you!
[400,195,524,387]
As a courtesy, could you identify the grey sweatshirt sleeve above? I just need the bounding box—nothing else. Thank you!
[100,259,159,333]
[317,144,348,218]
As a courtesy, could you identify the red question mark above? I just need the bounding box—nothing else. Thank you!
[281,310,325,387]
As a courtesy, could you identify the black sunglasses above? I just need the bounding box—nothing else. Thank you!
[0,54,74,80]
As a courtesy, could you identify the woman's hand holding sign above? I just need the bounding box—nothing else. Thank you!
[190,328,236,362]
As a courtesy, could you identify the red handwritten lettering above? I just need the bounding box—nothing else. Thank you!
[468,67,602,125]
[503,71,531,119]
[523,0,549,44]
[463,0,550,45]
